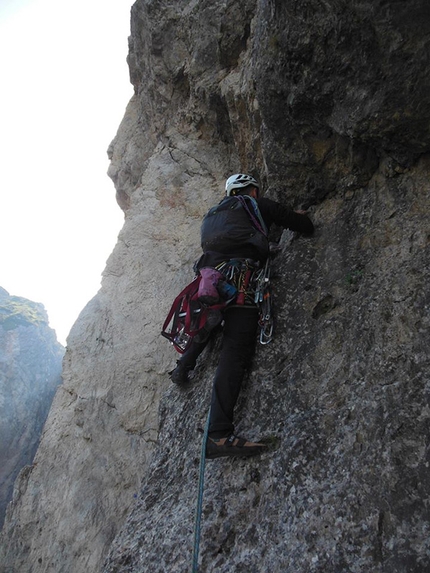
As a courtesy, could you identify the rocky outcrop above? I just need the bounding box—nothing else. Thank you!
[1,1,429,572]
[0,287,64,529]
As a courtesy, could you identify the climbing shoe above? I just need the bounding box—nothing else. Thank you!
[206,434,267,459]
[169,362,192,385]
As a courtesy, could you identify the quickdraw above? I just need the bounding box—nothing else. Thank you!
[253,258,273,345]
[216,259,257,306]
[217,258,274,345]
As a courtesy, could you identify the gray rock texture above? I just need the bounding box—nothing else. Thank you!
[0,288,64,529]
[1,1,430,572]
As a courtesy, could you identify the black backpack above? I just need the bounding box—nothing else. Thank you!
[200,195,269,260]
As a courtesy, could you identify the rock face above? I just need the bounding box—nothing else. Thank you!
[1,1,430,572]
[0,287,64,529]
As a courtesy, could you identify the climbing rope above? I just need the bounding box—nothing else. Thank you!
[192,408,211,573]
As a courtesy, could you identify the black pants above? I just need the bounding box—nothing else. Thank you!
[179,306,259,435]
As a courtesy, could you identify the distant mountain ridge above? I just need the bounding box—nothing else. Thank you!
[0,287,64,528]
[0,286,49,330]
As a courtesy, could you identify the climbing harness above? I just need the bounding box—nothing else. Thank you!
[163,248,278,356]
[216,258,256,306]
[192,409,211,573]
[161,256,274,353]
[217,257,274,344]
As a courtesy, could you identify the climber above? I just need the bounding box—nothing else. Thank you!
[170,173,314,459]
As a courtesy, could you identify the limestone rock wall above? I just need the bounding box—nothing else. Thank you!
[1,1,429,572]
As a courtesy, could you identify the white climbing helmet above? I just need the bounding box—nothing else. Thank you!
[225,173,259,196]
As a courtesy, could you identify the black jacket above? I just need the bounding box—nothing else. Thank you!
[196,196,314,270]
[257,197,314,235]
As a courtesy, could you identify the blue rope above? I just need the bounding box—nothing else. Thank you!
[192,409,211,573]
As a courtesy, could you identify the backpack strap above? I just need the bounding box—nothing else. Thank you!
[236,195,268,236]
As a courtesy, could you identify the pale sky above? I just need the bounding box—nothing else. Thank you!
[0,0,134,344]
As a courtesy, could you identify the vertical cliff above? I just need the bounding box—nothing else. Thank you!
[1,1,429,572]
[0,287,64,529]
